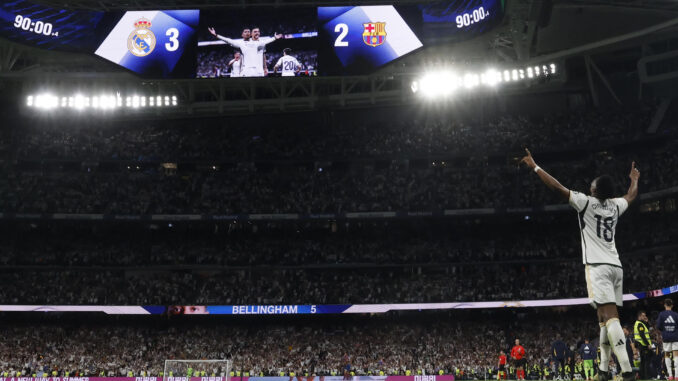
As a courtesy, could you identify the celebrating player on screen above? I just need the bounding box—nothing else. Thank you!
[208,26,282,77]
[520,148,639,381]
[274,48,302,77]
[228,52,243,77]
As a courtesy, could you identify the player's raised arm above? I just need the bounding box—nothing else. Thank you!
[623,161,640,204]
[520,148,570,200]
[209,28,241,48]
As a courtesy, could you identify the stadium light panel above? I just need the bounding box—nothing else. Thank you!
[26,96,33,106]
[413,63,558,98]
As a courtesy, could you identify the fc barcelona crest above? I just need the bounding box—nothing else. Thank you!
[362,22,386,47]
[127,17,156,57]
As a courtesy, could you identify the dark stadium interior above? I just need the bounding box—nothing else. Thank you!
[2,0,678,380]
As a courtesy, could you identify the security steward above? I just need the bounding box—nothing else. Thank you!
[634,310,655,379]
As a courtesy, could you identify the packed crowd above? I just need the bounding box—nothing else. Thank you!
[0,309,667,378]
[0,246,674,304]
[1,144,676,214]
[1,214,674,267]
[1,105,675,214]
[4,107,660,161]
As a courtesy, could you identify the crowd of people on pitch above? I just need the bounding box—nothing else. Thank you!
[0,309,672,379]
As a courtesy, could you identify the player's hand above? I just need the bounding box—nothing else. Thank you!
[629,161,640,181]
[274,32,283,39]
[208,27,217,37]
[519,148,537,170]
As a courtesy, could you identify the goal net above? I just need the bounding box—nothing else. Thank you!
[163,359,231,381]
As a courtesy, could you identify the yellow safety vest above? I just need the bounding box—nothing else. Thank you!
[634,320,652,346]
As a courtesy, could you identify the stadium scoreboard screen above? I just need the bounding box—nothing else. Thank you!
[0,0,505,78]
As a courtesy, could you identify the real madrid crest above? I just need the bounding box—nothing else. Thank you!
[128,17,156,57]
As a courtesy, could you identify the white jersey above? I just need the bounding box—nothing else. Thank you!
[228,58,243,77]
[216,36,276,76]
[275,55,301,76]
[569,191,629,267]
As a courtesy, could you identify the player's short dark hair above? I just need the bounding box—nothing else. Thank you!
[593,175,615,200]
[666,298,674,307]
[283,48,292,55]
[252,27,260,31]
[637,310,646,318]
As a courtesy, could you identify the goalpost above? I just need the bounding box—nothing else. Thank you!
[163,359,231,381]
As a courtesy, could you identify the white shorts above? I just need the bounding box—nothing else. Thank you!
[664,342,678,352]
[585,264,623,308]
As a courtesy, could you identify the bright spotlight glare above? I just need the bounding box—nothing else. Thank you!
[35,94,58,110]
[550,63,556,74]
[27,96,33,106]
[484,69,500,86]
[419,71,459,97]
[527,67,533,78]
[463,73,479,89]
[73,94,86,110]
[132,95,140,108]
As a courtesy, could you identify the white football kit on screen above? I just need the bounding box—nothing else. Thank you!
[275,55,301,76]
[569,191,628,307]
[216,36,276,77]
[228,58,243,77]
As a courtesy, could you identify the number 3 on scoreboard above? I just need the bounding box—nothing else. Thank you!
[165,28,179,52]
[334,23,349,47]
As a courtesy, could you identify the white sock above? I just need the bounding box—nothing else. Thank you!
[673,356,678,378]
[599,323,611,372]
[606,318,632,373]
[666,357,673,378]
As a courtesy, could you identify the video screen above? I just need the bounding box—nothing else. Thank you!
[196,8,318,78]
[94,10,200,79]
[317,5,423,75]
[0,0,105,51]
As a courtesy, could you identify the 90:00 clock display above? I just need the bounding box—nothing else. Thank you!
[14,15,57,36]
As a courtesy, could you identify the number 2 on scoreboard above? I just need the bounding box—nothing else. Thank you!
[334,23,349,47]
